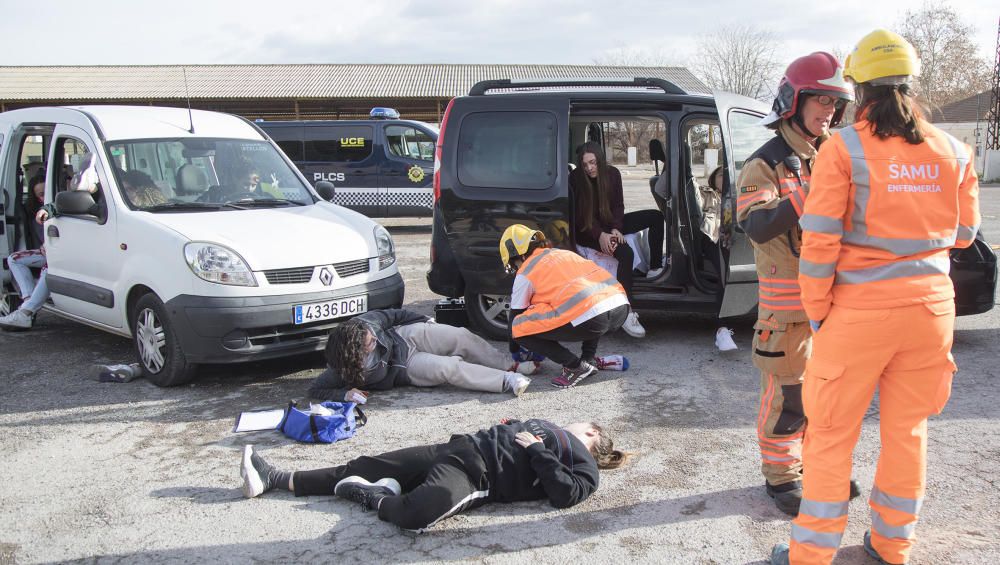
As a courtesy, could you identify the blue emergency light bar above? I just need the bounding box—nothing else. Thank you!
[370,107,400,120]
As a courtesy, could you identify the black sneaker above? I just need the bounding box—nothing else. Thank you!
[550,361,597,388]
[766,480,802,516]
[334,476,402,511]
[864,530,905,564]
[241,445,282,498]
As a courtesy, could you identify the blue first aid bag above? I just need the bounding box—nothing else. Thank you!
[279,401,367,444]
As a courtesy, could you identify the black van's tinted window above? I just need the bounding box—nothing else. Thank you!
[457,112,557,190]
[303,125,373,163]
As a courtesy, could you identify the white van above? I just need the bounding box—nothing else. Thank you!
[0,106,405,386]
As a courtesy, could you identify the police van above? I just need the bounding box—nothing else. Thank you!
[259,108,438,217]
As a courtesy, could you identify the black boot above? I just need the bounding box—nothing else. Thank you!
[766,480,802,516]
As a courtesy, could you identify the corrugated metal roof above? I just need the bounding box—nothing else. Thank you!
[0,64,709,101]
[928,90,994,124]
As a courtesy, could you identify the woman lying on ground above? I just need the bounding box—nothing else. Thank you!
[308,308,537,402]
[240,418,627,531]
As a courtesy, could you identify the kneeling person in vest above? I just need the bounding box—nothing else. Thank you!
[737,52,859,515]
[500,224,630,389]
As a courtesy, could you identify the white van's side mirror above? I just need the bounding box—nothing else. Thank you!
[315,181,336,201]
[54,190,97,215]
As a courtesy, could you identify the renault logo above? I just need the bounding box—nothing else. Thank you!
[319,267,334,286]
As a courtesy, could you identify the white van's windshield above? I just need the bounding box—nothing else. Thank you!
[105,138,315,211]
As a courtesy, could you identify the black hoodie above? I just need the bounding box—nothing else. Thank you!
[469,419,599,509]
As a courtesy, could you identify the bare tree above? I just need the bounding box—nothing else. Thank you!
[592,45,673,163]
[898,3,992,108]
[692,25,782,101]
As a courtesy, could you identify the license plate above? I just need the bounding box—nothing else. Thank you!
[293,295,367,324]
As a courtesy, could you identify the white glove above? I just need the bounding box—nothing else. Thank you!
[345,390,368,404]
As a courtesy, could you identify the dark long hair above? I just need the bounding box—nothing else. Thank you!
[856,83,925,145]
[26,173,46,217]
[589,422,628,469]
[573,142,614,231]
[325,318,371,389]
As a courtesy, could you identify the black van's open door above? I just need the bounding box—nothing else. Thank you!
[713,90,775,317]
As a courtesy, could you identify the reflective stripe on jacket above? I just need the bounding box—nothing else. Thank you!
[799,119,981,321]
[736,121,821,323]
[511,247,627,338]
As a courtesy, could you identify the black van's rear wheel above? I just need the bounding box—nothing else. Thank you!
[465,292,510,340]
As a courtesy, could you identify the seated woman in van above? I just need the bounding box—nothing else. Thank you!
[308,308,539,402]
[0,174,50,332]
[570,142,664,338]
[1,165,106,332]
[119,170,168,208]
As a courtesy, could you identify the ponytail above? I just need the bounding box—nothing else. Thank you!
[589,422,628,469]
[857,83,925,145]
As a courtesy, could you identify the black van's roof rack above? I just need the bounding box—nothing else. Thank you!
[468,77,687,96]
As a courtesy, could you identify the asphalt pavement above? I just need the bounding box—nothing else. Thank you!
[0,182,997,564]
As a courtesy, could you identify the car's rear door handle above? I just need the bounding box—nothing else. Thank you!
[47,225,60,238]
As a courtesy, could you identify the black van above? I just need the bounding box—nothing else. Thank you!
[426,78,997,339]
[260,108,438,217]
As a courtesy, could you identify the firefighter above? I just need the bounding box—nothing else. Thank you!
[499,224,630,389]
[736,52,859,516]
[770,30,981,565]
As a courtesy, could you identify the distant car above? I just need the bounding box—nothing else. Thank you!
[426,77,997,339]
[259,108,438,217]
[0,105,404,386]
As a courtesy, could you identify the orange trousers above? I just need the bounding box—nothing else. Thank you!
[788,301,956,565]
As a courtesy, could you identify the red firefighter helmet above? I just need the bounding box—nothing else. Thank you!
[761,52,853,129]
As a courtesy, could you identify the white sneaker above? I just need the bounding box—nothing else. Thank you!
[715,327,738,351]
[621,311,646,338]
[646,267,665,279]
[504,371,531,396]
[0,308,33,331]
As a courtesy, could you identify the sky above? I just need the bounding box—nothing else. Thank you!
[1,0,997,72]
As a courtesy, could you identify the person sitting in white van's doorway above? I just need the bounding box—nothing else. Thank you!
[308,308,538,402]
[2,172,59,332]
[1,174,49,332]
[1,161,104,331]
[570,142,664,339]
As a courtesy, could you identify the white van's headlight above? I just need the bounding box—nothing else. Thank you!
[184,243,258,287]
[374,225,395,270]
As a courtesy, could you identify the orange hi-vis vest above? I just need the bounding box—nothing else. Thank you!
[511,247,627,338]
[799,119,981,322]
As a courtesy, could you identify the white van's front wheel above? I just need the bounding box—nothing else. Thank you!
[132,293,196,387]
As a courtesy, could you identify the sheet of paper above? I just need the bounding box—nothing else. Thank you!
[233,409,285,433]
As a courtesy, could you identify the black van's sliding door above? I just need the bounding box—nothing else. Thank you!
[713,90,773,317]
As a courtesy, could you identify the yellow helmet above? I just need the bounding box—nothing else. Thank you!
[843,29,921,86]
[499,224,545,271]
